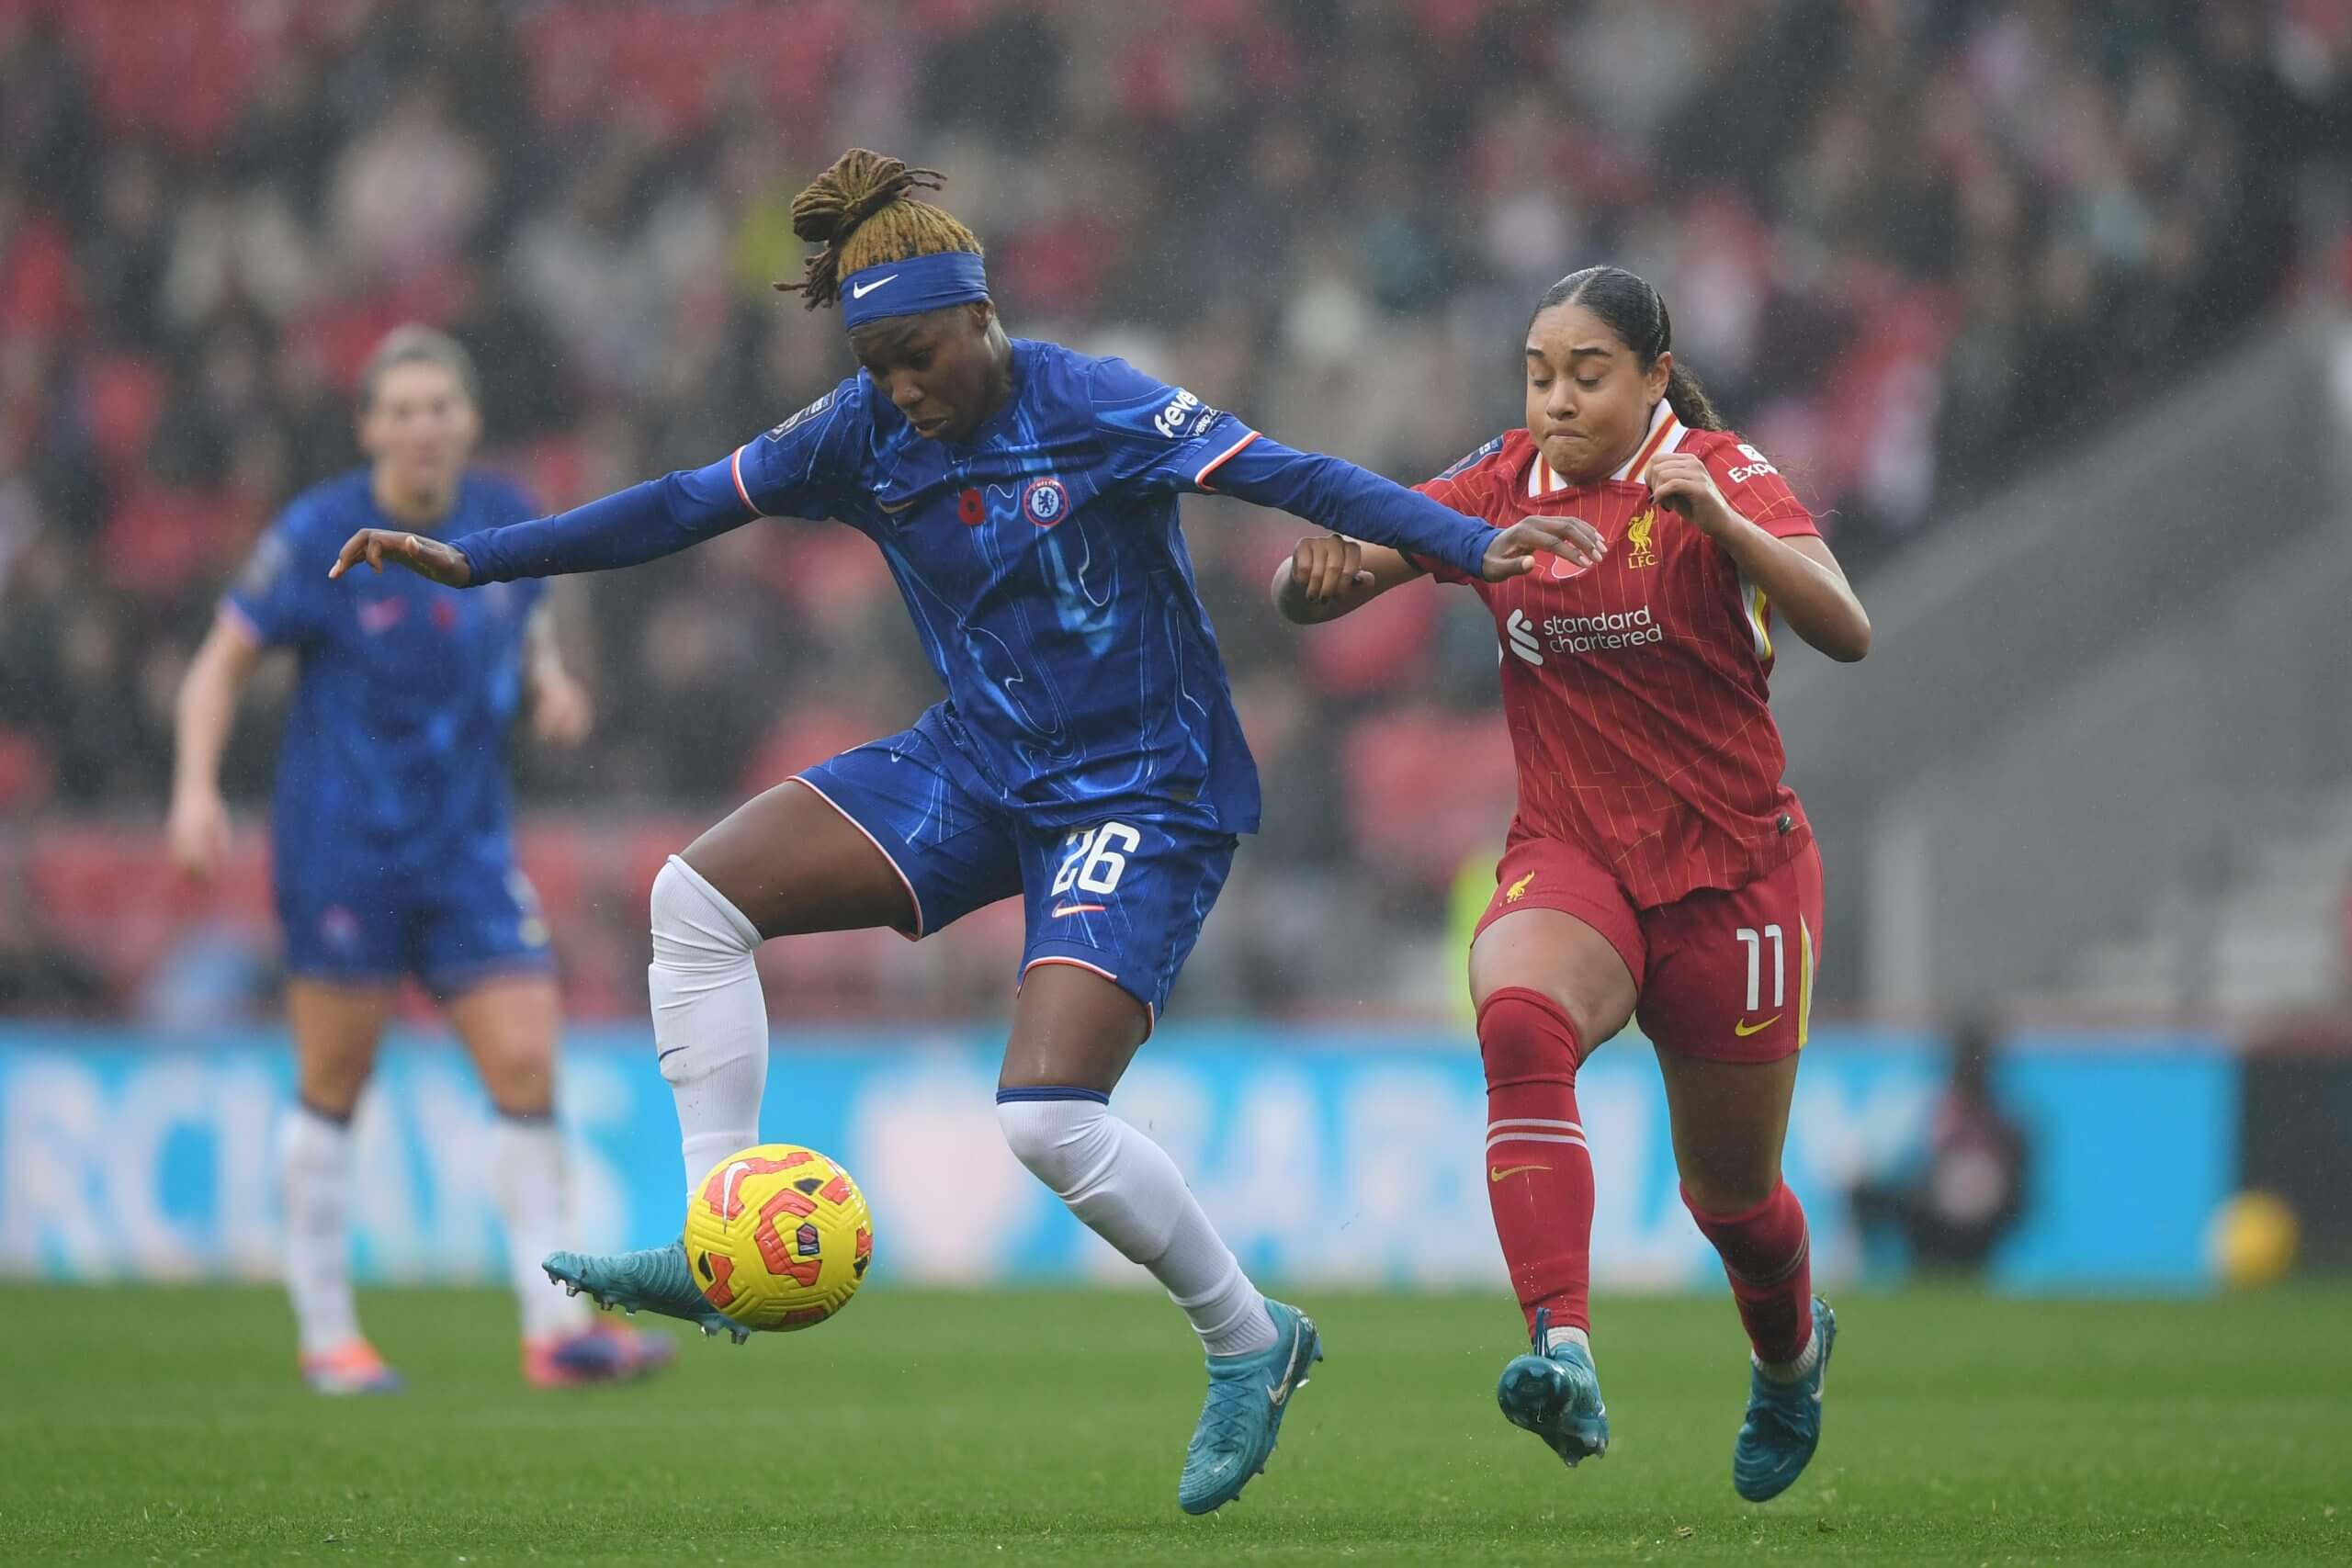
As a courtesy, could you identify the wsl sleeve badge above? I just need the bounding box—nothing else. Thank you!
[684,1145,875,1332]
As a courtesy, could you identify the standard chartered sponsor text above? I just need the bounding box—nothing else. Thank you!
[1544,605,1664,653]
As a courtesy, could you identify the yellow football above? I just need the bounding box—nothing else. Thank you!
[683,1144,874,1332]
[2209,1189,2299,1292]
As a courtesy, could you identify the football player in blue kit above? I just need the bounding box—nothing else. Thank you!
[330,151,1587,1510]
[170,327,672,1393]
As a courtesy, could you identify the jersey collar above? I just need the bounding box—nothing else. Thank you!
[1528,400,1686,496]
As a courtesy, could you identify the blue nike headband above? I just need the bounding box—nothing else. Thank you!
[839,251,989,331]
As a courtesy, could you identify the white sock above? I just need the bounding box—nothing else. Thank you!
[648,855,769,1198]
[279,1103,360,1357]
[1758,1320,1823,1383]
[493,1113,589,1340]
[997,1093,1275,1358]
[1544,1325,1593,1359]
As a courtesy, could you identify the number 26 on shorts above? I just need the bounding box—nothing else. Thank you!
[1051,822,1141,898]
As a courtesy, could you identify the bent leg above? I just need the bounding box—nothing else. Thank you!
[997,962,1275,1351]
[1468,900,1637,1348]
[651,778,919,1195]
[1657,1046,1815,1367]
[998,961,1317,1516]
[1641,848,1825,1369]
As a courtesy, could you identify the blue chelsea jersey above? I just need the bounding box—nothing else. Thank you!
[224,469,544,881]
[732,341,1265,834]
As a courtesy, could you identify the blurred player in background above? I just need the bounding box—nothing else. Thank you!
[1274,266,1872,1501]
[327,150,1576,1512]
[168,327,673,1393]
[1849,1019,2029,1273]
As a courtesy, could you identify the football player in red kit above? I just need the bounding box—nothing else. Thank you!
[1273,265,1871,1502]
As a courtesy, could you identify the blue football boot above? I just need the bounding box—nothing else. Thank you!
[1177,1300,1323,1515]
[1496,1307,1609,1466]
[1732,1297,1837,1502]
[542,1238,750,1344]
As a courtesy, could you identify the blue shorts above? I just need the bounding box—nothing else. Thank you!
[277,854,554,994]
[794,723,1236,1027]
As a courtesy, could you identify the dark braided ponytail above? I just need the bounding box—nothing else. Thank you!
[1528,265,1724,432]
[778,149,982,311]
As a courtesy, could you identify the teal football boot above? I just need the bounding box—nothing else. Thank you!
[1177,1300,1323,1515]
[1496,1307,1609,1466]
[1732,1297,1836,1502]
[542,1239,750,1344]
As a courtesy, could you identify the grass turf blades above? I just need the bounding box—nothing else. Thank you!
[1,1284,2345,1565]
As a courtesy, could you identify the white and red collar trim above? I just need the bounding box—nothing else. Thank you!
[1528,400,1687,496]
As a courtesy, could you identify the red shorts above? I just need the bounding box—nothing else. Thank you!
[1473,832,1824,1063]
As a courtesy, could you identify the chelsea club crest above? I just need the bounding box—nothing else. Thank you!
[1023,477,1069,527]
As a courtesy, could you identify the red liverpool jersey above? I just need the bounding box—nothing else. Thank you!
[1416,403,1819,908]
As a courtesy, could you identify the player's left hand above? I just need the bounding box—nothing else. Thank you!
[328,528,473,587]
[530,668,594,746]
[1481,515,1607,581]
[1648,453,1737,537]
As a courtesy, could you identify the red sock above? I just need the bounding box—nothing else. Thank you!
[1478,987,1595,1338]
[1683,1180,1815,1365]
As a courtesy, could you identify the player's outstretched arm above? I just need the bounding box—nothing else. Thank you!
[1210,435,1601,585]
[1650,452,1872,662]
[1271,536,1422,624]
[328,462,764,590]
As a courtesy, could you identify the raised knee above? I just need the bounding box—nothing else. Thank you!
[650,855,759,962]
[1477,987,1583,1086]
[995,1090,1108,1187]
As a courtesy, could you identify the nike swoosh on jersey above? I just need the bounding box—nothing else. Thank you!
[1488,1164,1551,1182]
[849,273,899,299]
[1733,1014,1782,1037]
[1050,903,1105,918]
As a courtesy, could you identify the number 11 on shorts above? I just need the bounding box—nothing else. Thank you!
[1736,924,1784,1012]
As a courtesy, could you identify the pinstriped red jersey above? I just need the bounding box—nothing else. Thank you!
[1416,405,1819,908]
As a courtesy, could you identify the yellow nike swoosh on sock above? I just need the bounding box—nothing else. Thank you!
[1488,1165,1551,1182]
[1734,1014,1782,1037]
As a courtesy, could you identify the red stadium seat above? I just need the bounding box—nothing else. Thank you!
[81,353,166,478]
[100,482,256,599]
[1342,708,1517,887]
[0,726,51,810]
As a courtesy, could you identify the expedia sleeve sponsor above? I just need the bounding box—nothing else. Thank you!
[1544,606,1663,653]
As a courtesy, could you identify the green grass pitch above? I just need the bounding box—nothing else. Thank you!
[1,1284,2345,1565]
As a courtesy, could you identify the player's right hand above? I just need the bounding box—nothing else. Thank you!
[1288,534,1374,604]
[328,528,472,587]
[167,788,231,882]
[1480,515,1606,581]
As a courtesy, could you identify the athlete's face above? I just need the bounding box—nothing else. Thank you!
[359,361,479,509]
[1524,302,1672,484]
[851,301,1011,444]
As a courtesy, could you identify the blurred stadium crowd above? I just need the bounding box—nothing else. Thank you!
[2,0,2346,1021]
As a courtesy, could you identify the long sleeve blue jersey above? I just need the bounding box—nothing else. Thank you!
[457,341,1497,834]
